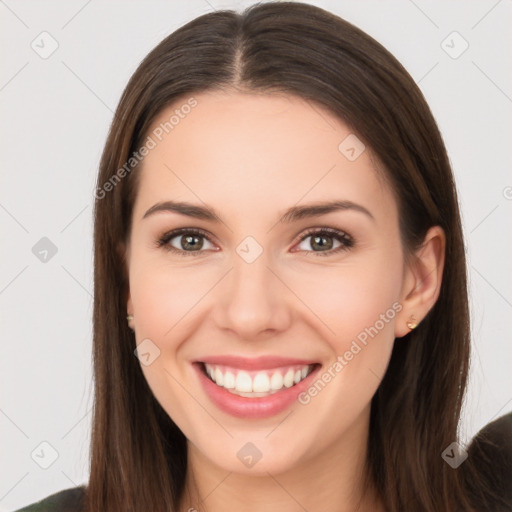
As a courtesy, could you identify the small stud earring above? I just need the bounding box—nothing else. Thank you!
[126,314,135,332]
[406,316,418,330]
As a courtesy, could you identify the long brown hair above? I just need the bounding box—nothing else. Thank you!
[88,2,488,511]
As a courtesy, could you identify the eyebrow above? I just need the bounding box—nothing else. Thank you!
[142,199,375,224]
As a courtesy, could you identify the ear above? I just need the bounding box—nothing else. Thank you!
[395,226,445,338]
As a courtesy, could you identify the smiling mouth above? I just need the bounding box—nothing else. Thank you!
[199,362,319,398]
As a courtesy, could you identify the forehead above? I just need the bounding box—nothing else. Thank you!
[133,91,395,223]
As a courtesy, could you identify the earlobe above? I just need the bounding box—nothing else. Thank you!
[395,226,446,338]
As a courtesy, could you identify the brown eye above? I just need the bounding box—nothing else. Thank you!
[156,228,216,256]
[175,233,205,251]
[295,227,354,256]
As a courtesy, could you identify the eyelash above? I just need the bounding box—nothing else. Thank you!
[155,226,354,258]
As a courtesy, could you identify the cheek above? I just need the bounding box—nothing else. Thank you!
[129,257,207,437]
[291,267,400,445]
[129,253,205,340]
[287,254,403,398]
[289,255,402,344]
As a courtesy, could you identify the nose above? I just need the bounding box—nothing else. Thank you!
[212,252,292,340]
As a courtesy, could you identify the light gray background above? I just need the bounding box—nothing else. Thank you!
[1,0,511,510]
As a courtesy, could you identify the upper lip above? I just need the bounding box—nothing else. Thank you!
[195,355,319,371]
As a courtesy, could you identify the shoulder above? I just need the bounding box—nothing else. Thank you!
[468,411,512,474]
[13,486,86,512]
[465,412,512,511]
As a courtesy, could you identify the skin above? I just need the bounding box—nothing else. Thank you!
[123,90,445,512]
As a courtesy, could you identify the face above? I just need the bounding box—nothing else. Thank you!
[125,91,408,477]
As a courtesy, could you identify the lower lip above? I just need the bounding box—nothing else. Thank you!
[193,362,321,419]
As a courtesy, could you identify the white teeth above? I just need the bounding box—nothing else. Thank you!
[214,368,224,387]
[235,371,252,392]
[270,371,283,390]
[223,370,235,389]
[283,369,294,388]
[252,372,270,393]
[203,363,314,396]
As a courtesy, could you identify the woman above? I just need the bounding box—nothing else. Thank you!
[15,2,511,511]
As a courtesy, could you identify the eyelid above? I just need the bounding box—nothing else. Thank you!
[296,226,352,243]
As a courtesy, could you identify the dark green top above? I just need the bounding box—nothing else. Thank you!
[14,413,512,511]
[14,486,86,512]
